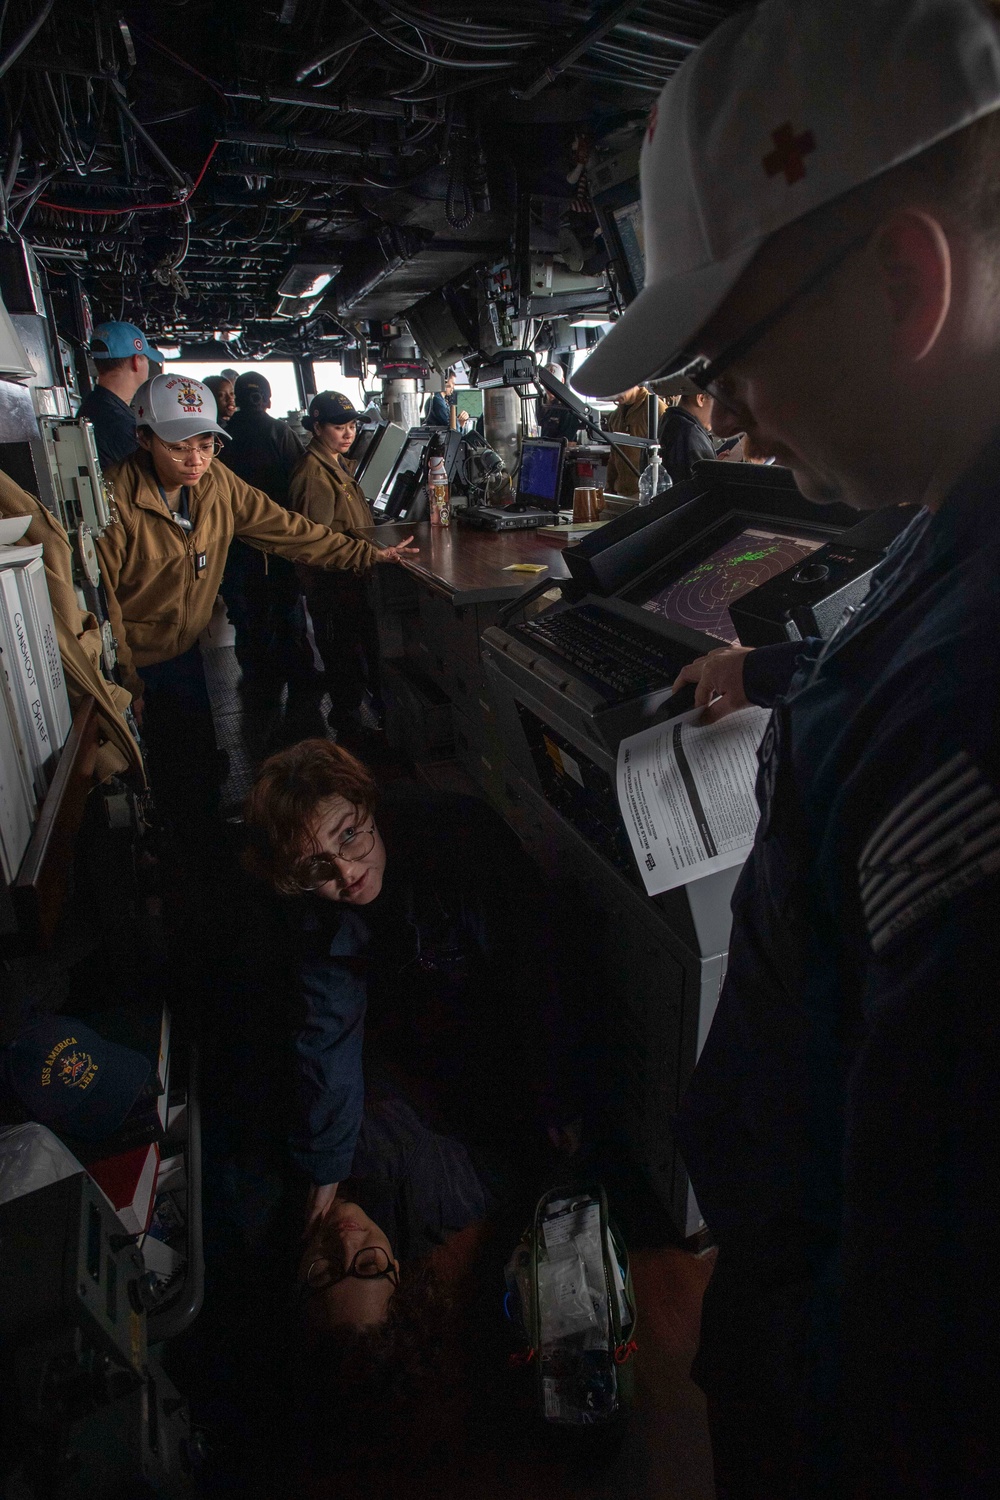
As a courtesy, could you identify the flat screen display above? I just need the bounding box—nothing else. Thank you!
[517,438,562,510]
[373,433,427,513]
[349,422,382,476]
[611,200,646,297]
[640,526,824,644]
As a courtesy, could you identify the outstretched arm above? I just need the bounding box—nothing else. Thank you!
[233,475,420,570]
[231,474,374,571]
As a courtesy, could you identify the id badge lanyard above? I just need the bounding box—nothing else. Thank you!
[158,483,207,577]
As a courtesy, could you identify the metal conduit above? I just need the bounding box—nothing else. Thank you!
[224,84,439,122]
[218,128,400,161]
[511,0,643,100]
[613,20,699,49]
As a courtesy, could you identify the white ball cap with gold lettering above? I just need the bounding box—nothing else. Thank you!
[131,372,231,443]
[574,0,1000,399]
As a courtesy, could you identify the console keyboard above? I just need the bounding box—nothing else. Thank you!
[517,605,682,701]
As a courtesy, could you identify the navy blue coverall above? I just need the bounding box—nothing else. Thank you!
[285,791,575,1189]
[676,438,1000,1497]
[78,385,138,473]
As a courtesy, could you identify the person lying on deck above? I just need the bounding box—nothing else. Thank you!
[241,739,581,1233]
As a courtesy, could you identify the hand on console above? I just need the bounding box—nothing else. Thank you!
[672,645,755,724]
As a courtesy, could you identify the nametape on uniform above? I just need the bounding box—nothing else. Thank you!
[858,750,1000,953]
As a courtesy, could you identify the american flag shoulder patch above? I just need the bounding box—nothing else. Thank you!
[858,751,1000,954]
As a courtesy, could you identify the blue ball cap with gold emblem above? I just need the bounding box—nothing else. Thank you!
[1,1017,151,1142]
[303,389,362,432]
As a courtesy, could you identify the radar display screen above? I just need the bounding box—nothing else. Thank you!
[640,526,823,644]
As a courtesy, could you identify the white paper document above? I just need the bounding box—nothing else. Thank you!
[617,705,771,896]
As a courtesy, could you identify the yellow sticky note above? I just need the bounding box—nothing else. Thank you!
[503,563,547,573]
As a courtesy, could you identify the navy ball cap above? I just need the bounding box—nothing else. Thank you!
[2,1017,151,1143]
[304,390,361,431]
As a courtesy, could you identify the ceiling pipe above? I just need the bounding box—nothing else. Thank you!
[218,128,400,161]
[338,4,516,73]
[216,164,355,188]
[110,85,190,190]
[223,83,440,123]
[589,40,674,74]
[612,21,699,51]
[510,0,643,100]
[295,28,371,83]
[564,62,660,94]
[0,0,56,83]
[208,195,362,215]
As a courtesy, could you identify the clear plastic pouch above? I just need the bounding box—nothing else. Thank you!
[505,1183,637,1427]
[0,1122,85,1207]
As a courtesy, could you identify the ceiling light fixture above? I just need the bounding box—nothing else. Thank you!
[277,262,341,299]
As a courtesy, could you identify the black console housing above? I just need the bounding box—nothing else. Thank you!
[731,504,917,644]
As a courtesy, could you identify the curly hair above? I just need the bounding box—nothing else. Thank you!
[293,1260,456,1467]
[242,738,378,894]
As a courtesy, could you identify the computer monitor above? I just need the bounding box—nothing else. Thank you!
[372,431,430,517]
[354,421,408,501]
[382,467,423,523]
[406,285,478,374]
[515,437,564,514]
[593,176,645,305]
[348,420,382,473]
[630,521,825,645]
[373,426,469,517]
[609,198,645,301]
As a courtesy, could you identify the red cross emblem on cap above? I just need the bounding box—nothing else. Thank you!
[646,102,658,145]
[763,122,816,185]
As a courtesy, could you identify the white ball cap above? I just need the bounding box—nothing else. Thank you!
[574,0,1000,398]
[131,372,231,443]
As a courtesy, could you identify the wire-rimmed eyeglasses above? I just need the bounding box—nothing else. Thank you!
[154,434,224,461]
[292,822,377,891]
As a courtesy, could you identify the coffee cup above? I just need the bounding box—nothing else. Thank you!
[573,486,601,523]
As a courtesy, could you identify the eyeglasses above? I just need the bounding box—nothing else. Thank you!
[292,821,377,890]
[676,230,870,414]
[155,435,223,461]
[301,1245,399,1295]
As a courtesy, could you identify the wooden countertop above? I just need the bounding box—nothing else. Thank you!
[357,520,571,606]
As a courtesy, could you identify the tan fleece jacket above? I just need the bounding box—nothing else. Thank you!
[605,388,665,499]
[97,451,373,696]
[0,468,143,784]
[286,440,378,571]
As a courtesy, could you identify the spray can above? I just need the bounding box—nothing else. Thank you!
[427,433,451,526]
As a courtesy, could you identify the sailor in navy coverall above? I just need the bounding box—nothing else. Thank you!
[673,470,1000,1494]
[245,783,577,1230]
[567,0,1000,1487]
